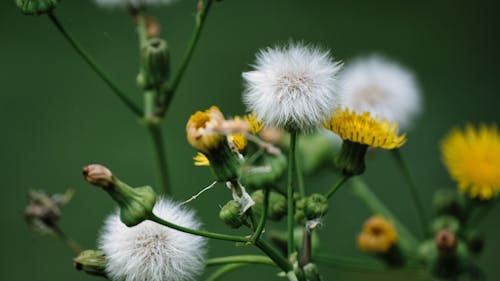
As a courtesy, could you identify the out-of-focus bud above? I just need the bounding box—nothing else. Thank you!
[73,250,107,277]
[433,189,464,218]
[435,230,457,256]
[24,189,74,234]
[294,194,328,224]
[16,0,59,15]
[251,190,287,221]
[303,263,321,281]
[137,38,170,90]
[83,164,157,227]
[239,153,287,189]
[431,215,460,234]
[466,231,484,255]
[219,200,246,229]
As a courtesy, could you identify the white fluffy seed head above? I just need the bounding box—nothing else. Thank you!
[94,0,179,8]
[99,198,207,281]
[339,55,422,130]
[242,43,343,132]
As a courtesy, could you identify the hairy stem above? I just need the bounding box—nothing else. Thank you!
[158,0,214,116]
[206,255,275,267]
[392,149,429,237]
[47,13,142,117]
[149,213,247,243]
[287,130,297,257]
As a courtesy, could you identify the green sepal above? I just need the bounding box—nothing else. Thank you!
[73,250,107,277]
[206,141,241,182]
[335,140,368,176]
[137,37,170,90]
[251,190,287,221]
[219,200,246,229]
[16,0,59,15]
[107,183,157,227]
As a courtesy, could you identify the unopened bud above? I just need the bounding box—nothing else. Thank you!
[219,200,246,229]
[83,164,157,227]
[466,231,484,255]
[432,216,460,234]
[137,38,170,89]
[303,263,321,281]
[73,250,107,277]
[435,230,457,256]
[24,189,73,234]
[251,190,287,221]
[335,140,368,176]
[83,164,114,188]
[304,194,328,220]
[16,0,59,15]
[433,189,463,218]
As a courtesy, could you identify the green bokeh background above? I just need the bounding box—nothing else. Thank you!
[1,0,499,280]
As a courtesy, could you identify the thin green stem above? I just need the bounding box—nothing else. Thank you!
[206,255,275,267]
[295,135,306,198]
[52,225,82,254]
[136,11,148,48]
[255,239,293,274]
[205,264,248,281]
[392,149,429,237]
[287,130,297,257]
[47,13,142,117]
[159,0,214,115]
[251,188,269,242]
[325,174,350,199]
[147,124,171,195]
[149,213,248,243]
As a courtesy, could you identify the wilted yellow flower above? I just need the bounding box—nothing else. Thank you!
[441,124,500,200]
[244,113,264,135]
[357,215,398,253]
[186,106,225,153]
[324,109,406,149]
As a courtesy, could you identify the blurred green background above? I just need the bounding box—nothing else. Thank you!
[1,0,500,280]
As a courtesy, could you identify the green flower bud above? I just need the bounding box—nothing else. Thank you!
[137,38,170,90]
[432,215,460,234]
[294,197,307,224]
[433,189,464,218]
[239,153,287,189]
[303,263,321,281]
[73,250,107,277]
[295,194,328,224]
[219,200,245,229]
[83,164,157,227]
[335,140,368,176]
[466,231,484,255]
[16,0,59,15]
[251,190,287,221]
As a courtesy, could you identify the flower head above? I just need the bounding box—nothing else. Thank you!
[441,124,500,200]
[243,43,342,132]
[339,55,421,129]
[325,109,406,149]
[186,106,225,153]
[99,198,206,281]
[357,215,398,253]
[94,0,178,8]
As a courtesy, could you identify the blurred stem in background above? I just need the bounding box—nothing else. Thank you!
[47,13,142,117]
[52,225,82,255]
[392,149,429,237]
[205,264,248,281]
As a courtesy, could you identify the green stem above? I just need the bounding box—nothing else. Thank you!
[206,255,275,267]
[295,136,306,198]
[47,13,142,117]
[392,149,429,237]
[149,213,248,243]
[136,11,148,48]
[251,188,269,242]
[52,225,82,254]
[159,0,214,116]
[351,177,419,254]
[287,130,297,257]
[313,254,385,272]
[325,174,350,199]
[255,239,293,274]
[147,124,171,195]
[205,264,248,281]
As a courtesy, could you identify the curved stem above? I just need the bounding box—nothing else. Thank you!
[325,174,350,199]
[251,188,269,242]
[206,255,275,267]
[52,225,82,254]
[149,213,248,243]
[205,264,248,281]
[287,130,297,257]
[159,0,214,116]
[47,13,142,117]
[147,124,171,195]
[392,149,429,237]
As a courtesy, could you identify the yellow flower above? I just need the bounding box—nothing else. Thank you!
[244,113,264,135]
[441,124,500,200]
[193,152,210,166]
[228,134,247,152]
[186,106,225,153]
[324,109,406,149]
[357,215,398,253]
